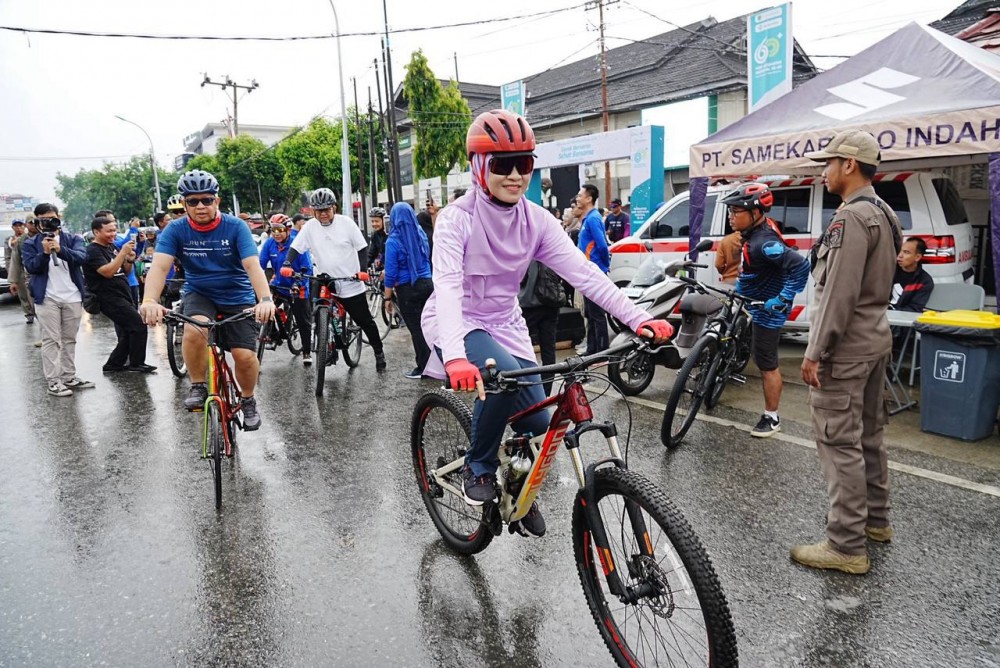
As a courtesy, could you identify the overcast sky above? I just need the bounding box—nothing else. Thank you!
[0,0,954,205]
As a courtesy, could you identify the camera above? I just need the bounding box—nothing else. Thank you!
[38,217,61,235]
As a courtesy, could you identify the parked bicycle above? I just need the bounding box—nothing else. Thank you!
[661,277,759,448]
[255,283,304,364]
[294,272,364,396]
[162,278,187,378]
[364,271,402,343]
[164,309,254,509]
[411,338,738,667]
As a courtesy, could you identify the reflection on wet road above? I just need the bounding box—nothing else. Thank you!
[1,306,998,666]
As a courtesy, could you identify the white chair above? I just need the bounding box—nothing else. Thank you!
[903,283,985,385]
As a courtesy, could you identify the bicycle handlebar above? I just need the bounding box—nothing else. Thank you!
[488,337,661,386]
[293,272,361,283]
[164,309,256,329]
[677,275,764,307]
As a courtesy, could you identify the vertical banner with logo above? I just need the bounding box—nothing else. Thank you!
[748,3,793,112]
[501,81,526,116]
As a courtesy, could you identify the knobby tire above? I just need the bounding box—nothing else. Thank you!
[207,402,224,510]
[661,335,718,448]
[314,307,329,396]
[167,321,186,377]
[342,312,362,368]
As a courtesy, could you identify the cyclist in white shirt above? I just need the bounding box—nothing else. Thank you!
[282,188,386,372]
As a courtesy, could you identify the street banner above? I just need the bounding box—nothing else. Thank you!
[501,81,526,117]
[748,4,793,112]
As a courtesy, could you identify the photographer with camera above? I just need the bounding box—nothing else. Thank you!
[21,203,96,397]
[84,216,155,374]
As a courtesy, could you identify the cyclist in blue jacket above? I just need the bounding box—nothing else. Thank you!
[724,182,809,438]
[259,214,314,365]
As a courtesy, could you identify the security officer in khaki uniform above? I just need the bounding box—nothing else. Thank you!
[792,130,902,575]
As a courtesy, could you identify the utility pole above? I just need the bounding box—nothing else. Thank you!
[375,54,394,207]
[353,77,368,231]
[367,87,380,206]
[586,0,613,205]
[201,75,258,135]
[453,52,459,82]
[382,1,404,202]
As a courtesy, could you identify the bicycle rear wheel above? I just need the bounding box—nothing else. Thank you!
[207,402,224,510]
[314,307,329,396]
[285,317,302,355]
[342,312,362,368]
[661,335,718,448]
[411,390,493,555]
[364,291,390,343]
[166,321,186,377]
[573,467,738,668]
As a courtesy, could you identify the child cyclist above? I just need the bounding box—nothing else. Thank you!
[421,109,673,538]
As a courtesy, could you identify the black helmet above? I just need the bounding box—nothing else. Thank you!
[309,188,337,209]
[720,182,773,213]
[177,170,220,195]
[369,206,386,219]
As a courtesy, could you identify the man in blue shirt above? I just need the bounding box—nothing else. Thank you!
[576,183,611,354]
[604,198,630,243]
[139,170,275,430]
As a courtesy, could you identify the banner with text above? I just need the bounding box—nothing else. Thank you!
[501,81,526,117]
[748,4,793,112]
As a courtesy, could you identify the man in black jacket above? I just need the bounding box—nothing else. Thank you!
[84,216,155,373]
[366,207,388,269]
[890,237,934,312]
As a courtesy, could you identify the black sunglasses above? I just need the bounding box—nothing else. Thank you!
[185,196,216,207]
[489,154,534,176]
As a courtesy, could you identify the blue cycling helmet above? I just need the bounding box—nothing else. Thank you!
[177,169,220,195]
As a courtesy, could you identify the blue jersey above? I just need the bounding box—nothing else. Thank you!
[736,218,809,329]
[259,233,312,297]
[578,208,610,273]
[155,214,258,305]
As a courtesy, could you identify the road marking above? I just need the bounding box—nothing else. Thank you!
[588,387,1000,499]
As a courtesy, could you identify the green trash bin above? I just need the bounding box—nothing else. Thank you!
[915,310,1000,441]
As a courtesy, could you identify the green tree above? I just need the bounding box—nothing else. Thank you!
[402,50,471,180]
[213,135,290,214]
[55,156,177,229]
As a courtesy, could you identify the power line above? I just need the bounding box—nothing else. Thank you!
[0,154,137,161]
[0,3,589,42]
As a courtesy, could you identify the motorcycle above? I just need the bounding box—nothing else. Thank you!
[607,239,716,396]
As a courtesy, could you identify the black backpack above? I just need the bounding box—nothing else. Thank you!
[534,262,565,308]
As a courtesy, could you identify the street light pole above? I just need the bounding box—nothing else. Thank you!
[328,0,353,214]
[115,115,162,211]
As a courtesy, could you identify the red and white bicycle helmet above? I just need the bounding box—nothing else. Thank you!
[269,213,291,227]
[466,109,535,158]
[720,182,773,212]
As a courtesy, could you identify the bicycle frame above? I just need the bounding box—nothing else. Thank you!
[202,328,243,458]
[425,341,658,602]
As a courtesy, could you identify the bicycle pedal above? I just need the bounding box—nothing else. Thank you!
[730,373,747,385]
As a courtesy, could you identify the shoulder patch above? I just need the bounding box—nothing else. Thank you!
[825,221,844,248]
[762,240,785,258]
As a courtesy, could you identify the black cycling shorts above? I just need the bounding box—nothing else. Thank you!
[182,291,258,351]
[751,323,781,372]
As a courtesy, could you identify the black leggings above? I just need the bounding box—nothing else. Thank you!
[338,292,383,355]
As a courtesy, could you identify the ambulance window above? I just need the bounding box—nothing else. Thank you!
[931,178,968,226]
[768,187,810,234]
[822,183,913,231]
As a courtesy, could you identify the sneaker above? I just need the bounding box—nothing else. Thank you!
[184,383,209,412]
[512,503,547,538]
[790,540,870,575]
[326,348,339,366]
[751,414,781,438]
[404,368,422,380]
[241,396,261,431]
[302,353,312,366]
[375,353,387,373]
[33,340,42,348]
[462,467,497,506]
[102,364,128,374]
[26,315,34,324]
[866,525,895,543]
[47,382,73,397]
[126,364,157,374]
[64,377,95,389]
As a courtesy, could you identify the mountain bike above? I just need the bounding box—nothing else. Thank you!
[164,309,254,510]
[255,285,304,364]
[364,271,401,343]
[661,277,759,449]
[162,278,187,378]
[296,273,363,396]
[411,338,738,667]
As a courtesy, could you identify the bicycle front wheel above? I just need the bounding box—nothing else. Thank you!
[411,390,493,555]
[285,316,302,355]
[207,402,224,510]
[313,307,329,396]
[661,335,718,448]
[573,467,738,668]
[342,313,362,368]
[166,321,186,377]
[256,320,272,366]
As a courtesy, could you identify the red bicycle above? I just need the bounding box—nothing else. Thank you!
[165,309,254,509]
[411,338,738,667]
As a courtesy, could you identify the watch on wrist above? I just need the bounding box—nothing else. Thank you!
[261,296,273,303]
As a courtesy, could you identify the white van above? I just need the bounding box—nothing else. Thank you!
[609,171,974,330]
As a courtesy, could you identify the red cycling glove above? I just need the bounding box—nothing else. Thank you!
[279,265,294,278]
[356,271,370,282]
[638,319,674,343]
[445,359,482,393]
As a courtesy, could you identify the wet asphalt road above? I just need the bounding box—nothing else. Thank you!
[1,298,999,667]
